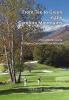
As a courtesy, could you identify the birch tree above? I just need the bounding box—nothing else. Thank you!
[0,0,43,83]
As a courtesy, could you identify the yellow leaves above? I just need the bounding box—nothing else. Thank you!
[0,0,17,21]
[6,10,16,20]
[21,25,29,32]
[0,21,15,32]
[0,35,9,47]
[0,23,7,32]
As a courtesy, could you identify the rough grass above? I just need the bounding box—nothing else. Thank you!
[0,74,10,81]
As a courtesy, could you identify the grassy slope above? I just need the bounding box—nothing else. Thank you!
[0,65,5,72]
[0,64,69,90]
[64,40,69,46]
[0,64,69,100]
[0,91,69,100]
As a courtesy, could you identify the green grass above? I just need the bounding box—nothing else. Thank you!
[0,64,69,100]
[64,40,69,46]
[0,63,69,90]
[31,63,62,71]
[0,91,69,100]
[0,65,5,72]
[0,74,10,81]
[32,63,48,70]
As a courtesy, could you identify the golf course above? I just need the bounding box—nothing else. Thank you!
[0,63,69,100]
[0,0,69,100]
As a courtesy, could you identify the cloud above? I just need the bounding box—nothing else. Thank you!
[41,18,69,31]
[42,24,69,32]
[17,19,69,32]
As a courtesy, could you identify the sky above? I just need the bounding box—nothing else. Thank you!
[35,0,69,31]
[17,0,69,31]
[37,0,69,22]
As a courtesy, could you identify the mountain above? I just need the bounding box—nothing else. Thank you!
[38,25,69,42]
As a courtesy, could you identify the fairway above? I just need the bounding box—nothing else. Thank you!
[0,91,69,100]
[0,64,69,100]
[0,0,69,100]
[1,64,69,90]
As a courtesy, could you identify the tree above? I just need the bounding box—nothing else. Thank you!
[0,0,43,83]
[33,44,69,68]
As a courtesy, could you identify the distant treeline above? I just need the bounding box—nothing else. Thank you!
[33,44,69,68]
[23,44,69,68]
[0,44,69,68]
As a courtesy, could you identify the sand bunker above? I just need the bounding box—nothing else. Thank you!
[42,70,53,73]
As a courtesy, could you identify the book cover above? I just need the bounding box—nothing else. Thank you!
[0,0,69,100]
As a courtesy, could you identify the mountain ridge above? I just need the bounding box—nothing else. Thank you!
[38,25,69,42]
